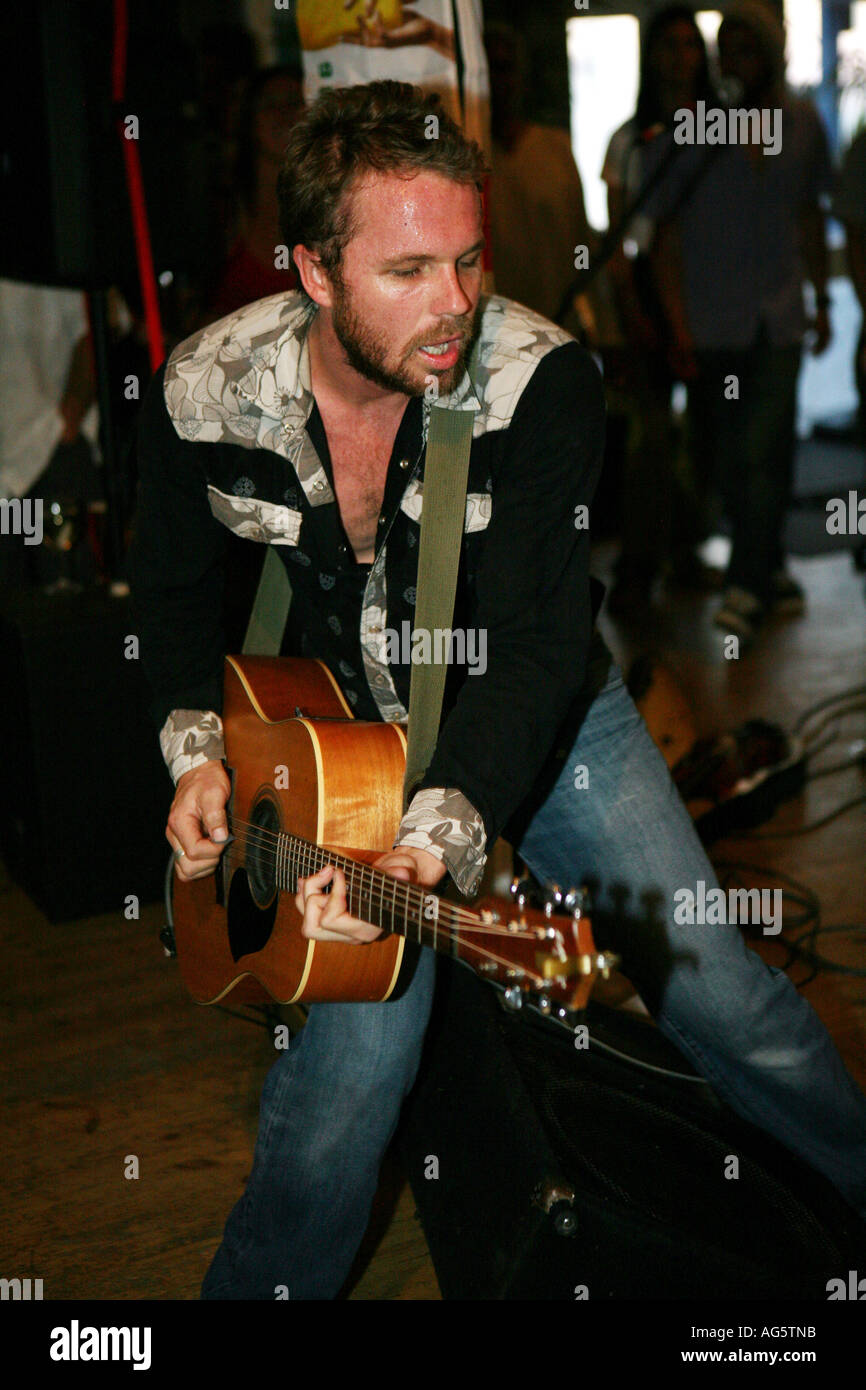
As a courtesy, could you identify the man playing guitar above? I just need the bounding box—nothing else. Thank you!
[133,81,866,1298]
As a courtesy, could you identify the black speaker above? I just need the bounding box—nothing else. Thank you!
[396,956,866,1300]
[0,590,171,921]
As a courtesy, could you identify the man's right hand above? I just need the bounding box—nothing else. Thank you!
[166,759,231,881]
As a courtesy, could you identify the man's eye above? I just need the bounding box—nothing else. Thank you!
[460,256,482,271]
[392,267,421,278]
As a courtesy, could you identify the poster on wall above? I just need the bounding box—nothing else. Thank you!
[295,0,486,146]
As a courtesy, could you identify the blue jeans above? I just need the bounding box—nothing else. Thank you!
[202,668,866,1298]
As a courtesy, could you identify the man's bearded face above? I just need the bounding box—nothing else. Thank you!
[322,171,485,398]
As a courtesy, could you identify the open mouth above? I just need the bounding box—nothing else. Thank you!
[417,337,462,368]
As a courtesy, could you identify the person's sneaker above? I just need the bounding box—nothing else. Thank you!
[770,569,805,615]
[713,586,765,641]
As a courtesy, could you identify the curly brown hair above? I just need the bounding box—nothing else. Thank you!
[276,81,487,289]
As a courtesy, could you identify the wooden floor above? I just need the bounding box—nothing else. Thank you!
[1,549,864,1301]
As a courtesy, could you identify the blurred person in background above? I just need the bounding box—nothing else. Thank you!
[833,124,866,573]
[203,67,306,322]
[195,23,259,290]
[485,22,595,325]
[602,5,720,616]
[0,280,100,589]
[649,0,832,644]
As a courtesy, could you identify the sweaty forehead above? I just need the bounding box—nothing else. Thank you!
[343,171,482,257]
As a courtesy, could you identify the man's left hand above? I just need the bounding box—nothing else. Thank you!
[296,847,445,943]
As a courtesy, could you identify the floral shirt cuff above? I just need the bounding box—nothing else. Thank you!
[159,709,226,784]
[394,787,488,897]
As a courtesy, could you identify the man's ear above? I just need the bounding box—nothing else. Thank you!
[294,245,335,308]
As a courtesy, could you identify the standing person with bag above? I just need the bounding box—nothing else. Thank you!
[648,0,832,643]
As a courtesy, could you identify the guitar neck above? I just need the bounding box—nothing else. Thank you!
[276,832,463,952]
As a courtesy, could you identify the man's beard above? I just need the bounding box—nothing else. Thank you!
[329,272,480,398]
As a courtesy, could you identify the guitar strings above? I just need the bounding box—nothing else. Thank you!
[225,835,544,981]
[221,816,569,984]
[228,821,519,938]
[227,816,547,937]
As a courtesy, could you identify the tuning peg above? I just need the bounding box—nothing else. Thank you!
[565,885,591,918]
[510,875,532,908]
[596,951,620,980]
[543,883,564,918]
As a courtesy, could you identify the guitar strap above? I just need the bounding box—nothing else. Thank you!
[402,404,474,808]
[242,403,476,811]
[242,545,292,656]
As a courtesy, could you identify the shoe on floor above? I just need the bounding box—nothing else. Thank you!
[770,569,805,615]
[713,586,765,641]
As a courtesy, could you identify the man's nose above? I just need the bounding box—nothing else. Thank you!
[430,264,474,318]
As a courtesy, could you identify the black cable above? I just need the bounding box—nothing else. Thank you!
[712,860,819,985]
[712,859,821,919]
[806,753,866,780]
[792,685,866,735]
[711,859,866,985]
[727,793,866,839]
[788,925,866,979]
[522,997,711,1086]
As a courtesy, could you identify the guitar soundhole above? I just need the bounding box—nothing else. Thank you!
[227,792,281,962]
[247,794,280,908]
[227,871,278,963]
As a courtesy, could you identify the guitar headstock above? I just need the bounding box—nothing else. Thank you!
[458,881,619,1021]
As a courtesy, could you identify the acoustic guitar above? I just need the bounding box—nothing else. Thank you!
[171,656,614,1019]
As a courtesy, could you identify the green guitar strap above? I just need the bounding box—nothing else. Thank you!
[402,404,475,810]
[242,406,476,812]
[242,545,292,656]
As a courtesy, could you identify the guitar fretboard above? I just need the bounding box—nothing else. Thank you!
[274,832,463,952]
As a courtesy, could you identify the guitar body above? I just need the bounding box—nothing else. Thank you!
[173,656,607,1016]
[173,656,410,1005]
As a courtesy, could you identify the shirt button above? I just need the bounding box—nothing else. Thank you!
[378,515,386,526]
[374,674,386,685]
[369,625,382,634]
[314,480,326,492]
[399,457,410,470]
